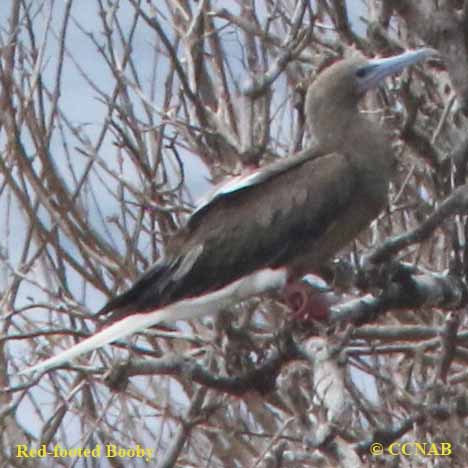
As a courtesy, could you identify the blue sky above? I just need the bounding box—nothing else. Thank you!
[1,0,372,442]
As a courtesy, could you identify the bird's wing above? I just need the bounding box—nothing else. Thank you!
[100,151,364,322]
[190,145,322,223]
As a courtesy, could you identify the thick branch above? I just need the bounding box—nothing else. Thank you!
[330,266,465,325]
[368,184,468,263]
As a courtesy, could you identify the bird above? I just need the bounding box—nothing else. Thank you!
[20,48,435,375]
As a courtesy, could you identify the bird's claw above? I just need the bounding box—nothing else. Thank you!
[283,282,329,322]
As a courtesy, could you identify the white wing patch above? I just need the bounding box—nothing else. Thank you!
[189,146,323,224]
[172,244,204,281]
[191,170,263,218]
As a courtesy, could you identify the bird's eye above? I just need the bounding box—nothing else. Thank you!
[355,67,368,78]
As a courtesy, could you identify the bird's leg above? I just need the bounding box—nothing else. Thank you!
[282,279,330,321]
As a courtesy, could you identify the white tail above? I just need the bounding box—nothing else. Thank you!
[19,310,170,375]
[20,268,288,375]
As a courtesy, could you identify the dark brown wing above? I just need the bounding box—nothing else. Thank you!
[99,152,367,320]
[190,145,322,224]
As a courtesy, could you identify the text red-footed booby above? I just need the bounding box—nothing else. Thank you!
[21,48,435,375]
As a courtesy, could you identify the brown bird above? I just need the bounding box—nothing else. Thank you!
[21,48,434,375]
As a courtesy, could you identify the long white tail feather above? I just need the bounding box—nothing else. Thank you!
[20,268,287,375]
[19,311,168,376]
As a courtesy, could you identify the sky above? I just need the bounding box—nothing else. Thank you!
[1,0,372,445]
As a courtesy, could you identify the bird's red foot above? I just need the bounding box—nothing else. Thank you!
[283,281,330,321]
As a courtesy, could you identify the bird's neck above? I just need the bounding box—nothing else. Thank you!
[308,100,355,152]
[311,104,394,176]
[346,114,394,178]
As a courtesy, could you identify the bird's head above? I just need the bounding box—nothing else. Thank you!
[306,48,437,150]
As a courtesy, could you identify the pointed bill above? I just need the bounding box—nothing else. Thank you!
[357,48,437,92]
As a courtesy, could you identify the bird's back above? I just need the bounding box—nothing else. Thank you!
[98,149,374,321]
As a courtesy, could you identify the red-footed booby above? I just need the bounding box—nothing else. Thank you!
[21,49,435,375]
